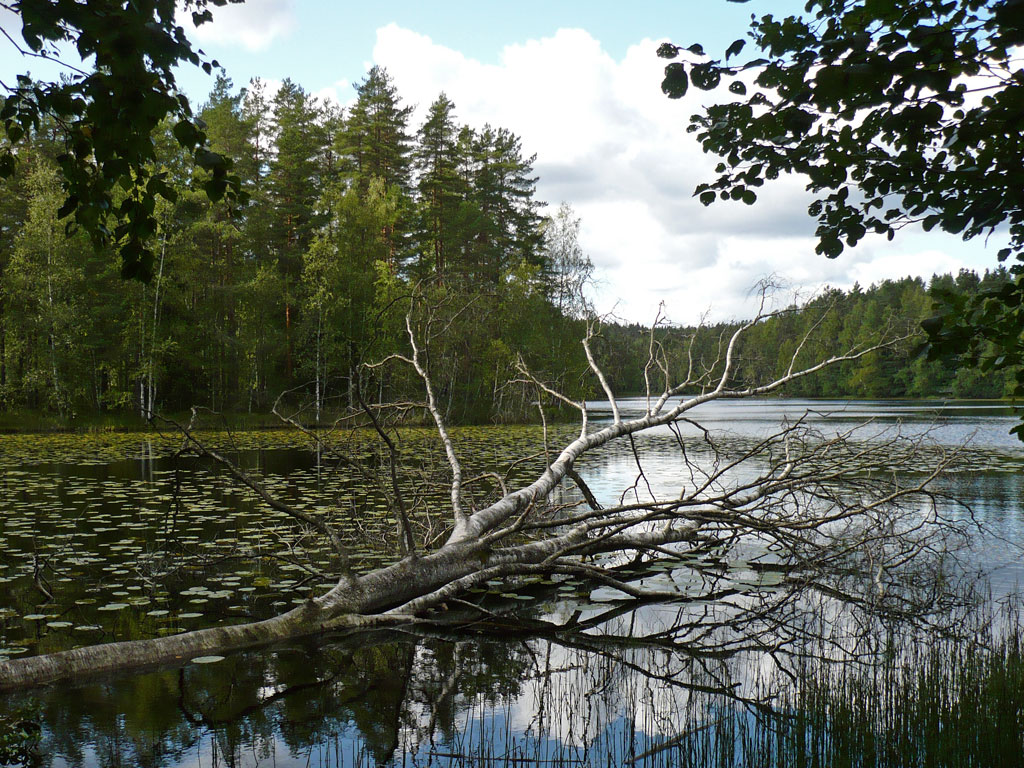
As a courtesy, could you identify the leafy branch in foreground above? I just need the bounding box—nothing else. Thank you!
[0,289,969,690]
[659,0,1024,430]
[1,0,247,279]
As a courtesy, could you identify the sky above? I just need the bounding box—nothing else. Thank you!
[0,0,1006,325]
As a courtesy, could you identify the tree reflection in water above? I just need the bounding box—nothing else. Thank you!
[8,566,1022,768]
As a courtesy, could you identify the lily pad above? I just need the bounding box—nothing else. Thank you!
[190,655,225,664]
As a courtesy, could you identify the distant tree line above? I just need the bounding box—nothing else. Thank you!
[0,68,1011,425]
[599,270,1017,401]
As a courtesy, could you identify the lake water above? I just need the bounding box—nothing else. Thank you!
[1,399,1022,767]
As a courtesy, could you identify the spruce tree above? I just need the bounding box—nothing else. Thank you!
[267,79,328,280]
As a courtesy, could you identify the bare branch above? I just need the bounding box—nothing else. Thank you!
[566,466,602,512]
[355,385,417,558]
[514,355,588,438]
[156,410,357,586]
[583,315,620,425]
[402,309,468,534]
[643,302,670,415]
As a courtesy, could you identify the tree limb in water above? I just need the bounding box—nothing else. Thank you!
[0,290,967,691]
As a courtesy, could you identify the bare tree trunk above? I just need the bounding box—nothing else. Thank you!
[145,234,166,417]
[43,227,67,418]
[315,312,322,424]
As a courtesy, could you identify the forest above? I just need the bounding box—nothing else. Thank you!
[4,3,1024,760]
[0,67,1015,428]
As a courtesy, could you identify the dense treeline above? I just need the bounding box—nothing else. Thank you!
[0,68,594,423]
[600,270,1017,400]
[0,69,1010,426]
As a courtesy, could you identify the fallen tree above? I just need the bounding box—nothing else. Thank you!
[0,290,968,690]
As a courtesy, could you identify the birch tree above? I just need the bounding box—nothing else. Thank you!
[0,289,966,690]
[3,163,89,415]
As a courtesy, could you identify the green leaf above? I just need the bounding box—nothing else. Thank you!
[691,63,722,90]
[194,149,227,170]
[56,195,79,219]
[661,63,689,99]
[656,42,679,59]
[817,237,844,258]
[204,177,227,202]
[725,39,746,60]
[173,119,202,149]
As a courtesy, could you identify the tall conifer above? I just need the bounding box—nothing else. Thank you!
[413,94,467,279]
[339,67,413,270]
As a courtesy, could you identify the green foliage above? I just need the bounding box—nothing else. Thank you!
[600,272,1017,401]
[1,62,999,425]
[661,0,1024,431]
[462,125,545,285]
[266,80,331,279]
[341,67,415,197]
[1,0,248,280]
[0,70,588,423]
[413,94,467,279]
[3,161,111,415]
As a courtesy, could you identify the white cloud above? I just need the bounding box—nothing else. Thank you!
[369,24,1000,325]
[189,0,296,52]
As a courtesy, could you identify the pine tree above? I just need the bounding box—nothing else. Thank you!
[254,80,330,383]
[240,78,274,266]
[339,67,414,270]
[464,126,543,285]
[267,79,328,279]
[341,67,413,194]
[413,94,467,279]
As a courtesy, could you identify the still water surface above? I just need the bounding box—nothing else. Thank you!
[1,399,1022,767]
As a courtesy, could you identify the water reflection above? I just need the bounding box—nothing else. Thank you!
[589,397,1024,453]
[4,584,1017,767]
[2,399,1023,766]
